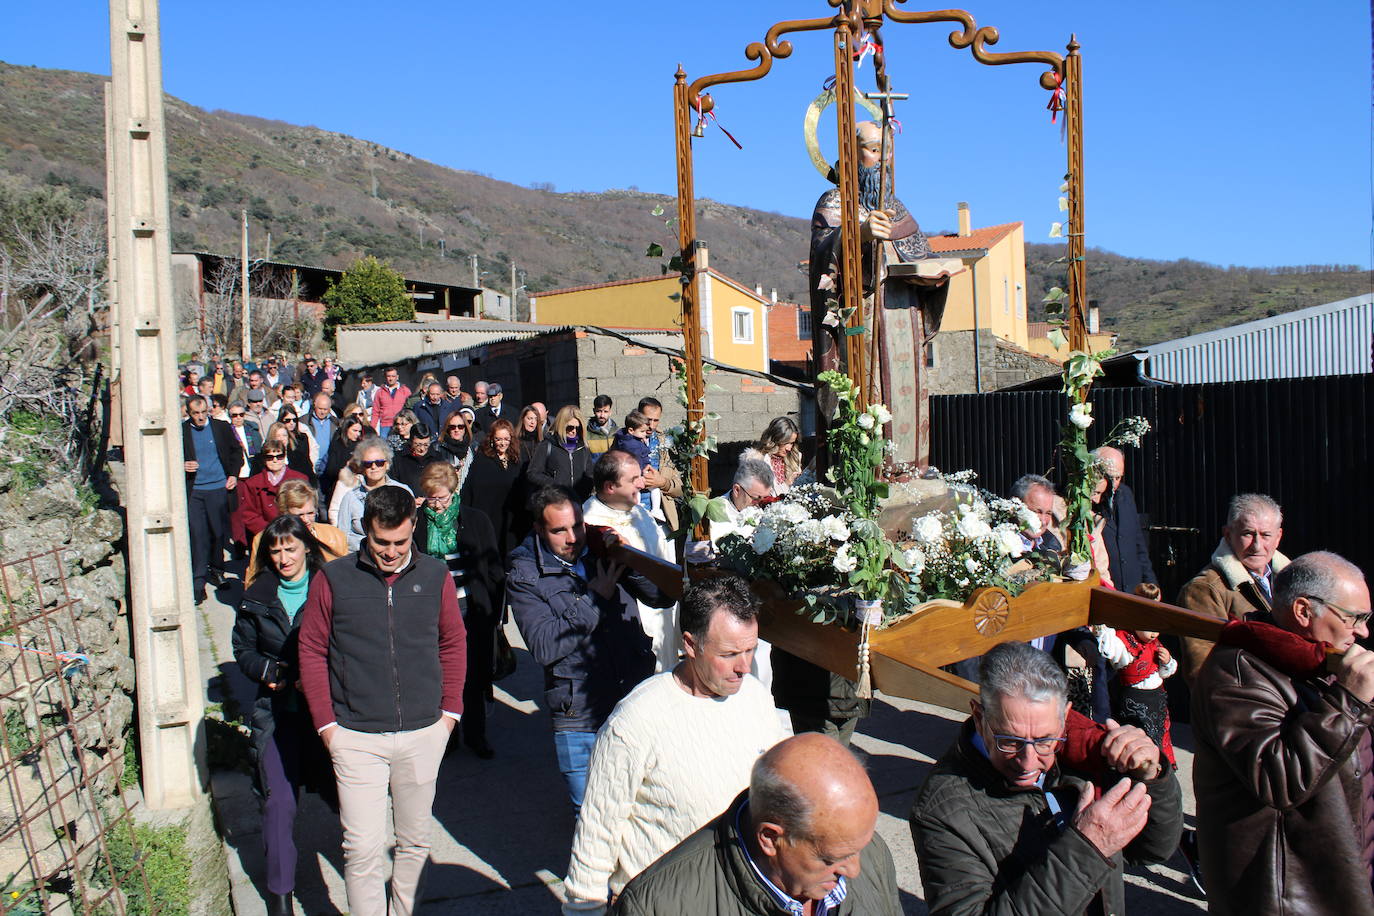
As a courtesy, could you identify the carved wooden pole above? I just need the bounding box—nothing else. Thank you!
[674,67,709,495]
[834,20,869,409]
[1064,37,1087,353]
[107,0,206,808]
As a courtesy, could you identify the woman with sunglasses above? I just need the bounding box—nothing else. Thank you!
[237,442,310,546]
[332,436,413,551]
[436,412,475,491]
[267,407,318,488]
[414,462,503,758]
[525,405,596,502]
[461,418,530,560]
[232,514,336,916]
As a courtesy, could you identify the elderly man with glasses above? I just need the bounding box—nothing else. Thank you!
[910,641,1182,916]
[1192,551,1374,916]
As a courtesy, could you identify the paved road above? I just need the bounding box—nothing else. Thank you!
[197,574,1206,915]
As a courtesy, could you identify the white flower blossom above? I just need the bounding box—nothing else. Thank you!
[1018,505,1042,535]
[903,547,926,576]
[738,506,763,526]
[956,513,992,541]
[869,404,892,425]
[833,544,858,573]
[796,519,826,545]
[752,525,777,554]
[1069,402,1093,430]
[822,515,850,542]
[857,412,875,430]
[964,557,982,575]
[774,501,809,525]
[859,433,870,446]
[913,515,944,545]
[993,525,1025,558]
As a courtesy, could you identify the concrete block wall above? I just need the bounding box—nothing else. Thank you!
[576,332,808,493]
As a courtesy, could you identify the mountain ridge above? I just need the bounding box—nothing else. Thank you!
[1,60,1366,347]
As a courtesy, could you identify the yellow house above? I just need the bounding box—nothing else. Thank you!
[1025,318,1118,358]
[529,245,770,372]
[927,207,1030,349]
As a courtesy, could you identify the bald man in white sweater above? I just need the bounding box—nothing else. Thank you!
[561,575,789,915]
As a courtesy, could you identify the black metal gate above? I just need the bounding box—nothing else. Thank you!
[930,374,1374,601]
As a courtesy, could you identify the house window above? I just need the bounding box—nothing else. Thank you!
[924,340,937,368]
[732,308,754,344]
[1003,278,1010,314]
[797,308,812,339]
[1016,282,1026,319]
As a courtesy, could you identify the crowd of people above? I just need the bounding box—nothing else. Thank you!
[189,355,1374,916]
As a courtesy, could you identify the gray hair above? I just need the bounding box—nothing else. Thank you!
[978,641,1068,721]
[734,458,775,492]
[352,435,392,464]
[1010,474,1054,503]
[1226,493,1283,528]
[1274,551,1365,617]
[750,753,814,840]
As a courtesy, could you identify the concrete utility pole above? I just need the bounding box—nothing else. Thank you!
[106,0,205,808]
[470,254,479,289]
[240,210,251,361]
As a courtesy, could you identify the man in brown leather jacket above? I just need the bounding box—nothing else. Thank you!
[1178,493,1289,682]
[1193,551,1374,916]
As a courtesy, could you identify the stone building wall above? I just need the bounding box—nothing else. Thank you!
[927,329,1060,395]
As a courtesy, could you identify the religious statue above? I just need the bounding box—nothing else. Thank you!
[808,120,962,465]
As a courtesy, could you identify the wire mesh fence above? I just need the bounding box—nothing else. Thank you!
[0,547,158,915]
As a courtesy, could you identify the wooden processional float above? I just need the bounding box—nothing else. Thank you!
[607,545,1229,712]
[657,2,1227,710]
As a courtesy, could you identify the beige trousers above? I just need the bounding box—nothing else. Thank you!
[329,718,450,916]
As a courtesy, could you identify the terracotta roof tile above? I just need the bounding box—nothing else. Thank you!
[926,221,1021,253]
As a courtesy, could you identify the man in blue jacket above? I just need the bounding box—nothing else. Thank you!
[1095,446,1158,593]
[182,395,243,604]
[507,485,673,811]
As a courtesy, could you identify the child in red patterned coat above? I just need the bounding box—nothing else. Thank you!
[1094,625,1178,765]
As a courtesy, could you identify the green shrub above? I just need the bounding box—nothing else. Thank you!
[103,819,190,915]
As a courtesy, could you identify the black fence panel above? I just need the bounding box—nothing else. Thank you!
[931,375,1374,602]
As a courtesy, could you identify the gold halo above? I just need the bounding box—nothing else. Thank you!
[803,87,884,179]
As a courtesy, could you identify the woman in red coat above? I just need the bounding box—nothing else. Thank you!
[235,445,309,544]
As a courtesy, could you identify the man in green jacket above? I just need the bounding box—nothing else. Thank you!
[910,641,1183,916]
[611,732,900,915]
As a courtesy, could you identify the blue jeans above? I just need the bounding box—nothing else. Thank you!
[552,730,597,811]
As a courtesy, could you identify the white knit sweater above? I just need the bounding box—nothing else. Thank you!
[562,671,787,910]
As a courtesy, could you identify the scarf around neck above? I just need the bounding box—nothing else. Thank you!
[423,498,462,556]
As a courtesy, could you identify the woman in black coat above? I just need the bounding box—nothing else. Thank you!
[321,416,366,507]
[525,404,595,502]
[461,418,530,560]
[231,515,334,916]
[414,461,505,758]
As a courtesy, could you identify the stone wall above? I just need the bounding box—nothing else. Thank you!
[927,329,1061,395]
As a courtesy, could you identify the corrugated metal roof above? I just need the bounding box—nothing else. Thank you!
[1136,293,1374,384]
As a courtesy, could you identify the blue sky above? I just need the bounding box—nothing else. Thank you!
[2,1,1368,268]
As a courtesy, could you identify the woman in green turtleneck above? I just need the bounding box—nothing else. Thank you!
[231,514,332,916]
